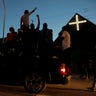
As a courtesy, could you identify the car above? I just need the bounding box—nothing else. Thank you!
[0,46,71,93]
[0,31,71,94]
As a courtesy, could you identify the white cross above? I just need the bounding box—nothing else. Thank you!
[69,15,87,31]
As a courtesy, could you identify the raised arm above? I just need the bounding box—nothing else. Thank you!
[30,7,37,15]
[20,18,22,29]
[36,14,40,30]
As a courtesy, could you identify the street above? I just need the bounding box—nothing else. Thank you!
[0,75,96,96]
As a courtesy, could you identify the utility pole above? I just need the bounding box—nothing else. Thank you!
[2,0,6,44]
[1,0,6,56]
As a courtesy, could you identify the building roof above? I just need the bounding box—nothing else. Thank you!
[66,13,96,32]
[55,13,96,50]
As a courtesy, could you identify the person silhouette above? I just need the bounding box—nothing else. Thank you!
[38,22,53,58]
[88,46,96,91]
[30,14,40,56]
[20,7,37,32]
[5,27,17,55]
[59,26,71,68]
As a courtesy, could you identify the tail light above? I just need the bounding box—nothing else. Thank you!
[59,63,66,75]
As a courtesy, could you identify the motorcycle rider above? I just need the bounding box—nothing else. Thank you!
[59,25,71,68]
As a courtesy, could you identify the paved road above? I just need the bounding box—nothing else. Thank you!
[46,74,95,91]
[0,74,96,96]
[38,75,96,96]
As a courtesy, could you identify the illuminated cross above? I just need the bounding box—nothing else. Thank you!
[69,15,87,31]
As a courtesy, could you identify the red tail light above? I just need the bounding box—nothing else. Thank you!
[59,63,66,75]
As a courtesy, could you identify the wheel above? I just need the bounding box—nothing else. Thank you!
[24,72,46,94]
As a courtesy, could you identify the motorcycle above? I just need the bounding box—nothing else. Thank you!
[50,55,71,84]
[59,63,71,84]
[49,41,71,84]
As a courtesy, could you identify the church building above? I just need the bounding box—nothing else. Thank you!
[55,13,96,73]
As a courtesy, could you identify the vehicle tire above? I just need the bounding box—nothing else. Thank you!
[24,72,46,94]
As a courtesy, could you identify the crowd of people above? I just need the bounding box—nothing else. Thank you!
[2,7,71,64]
[80,58,93,80]
[4,19,53,58]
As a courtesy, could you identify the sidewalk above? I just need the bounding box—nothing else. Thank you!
[46,74,96,91]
